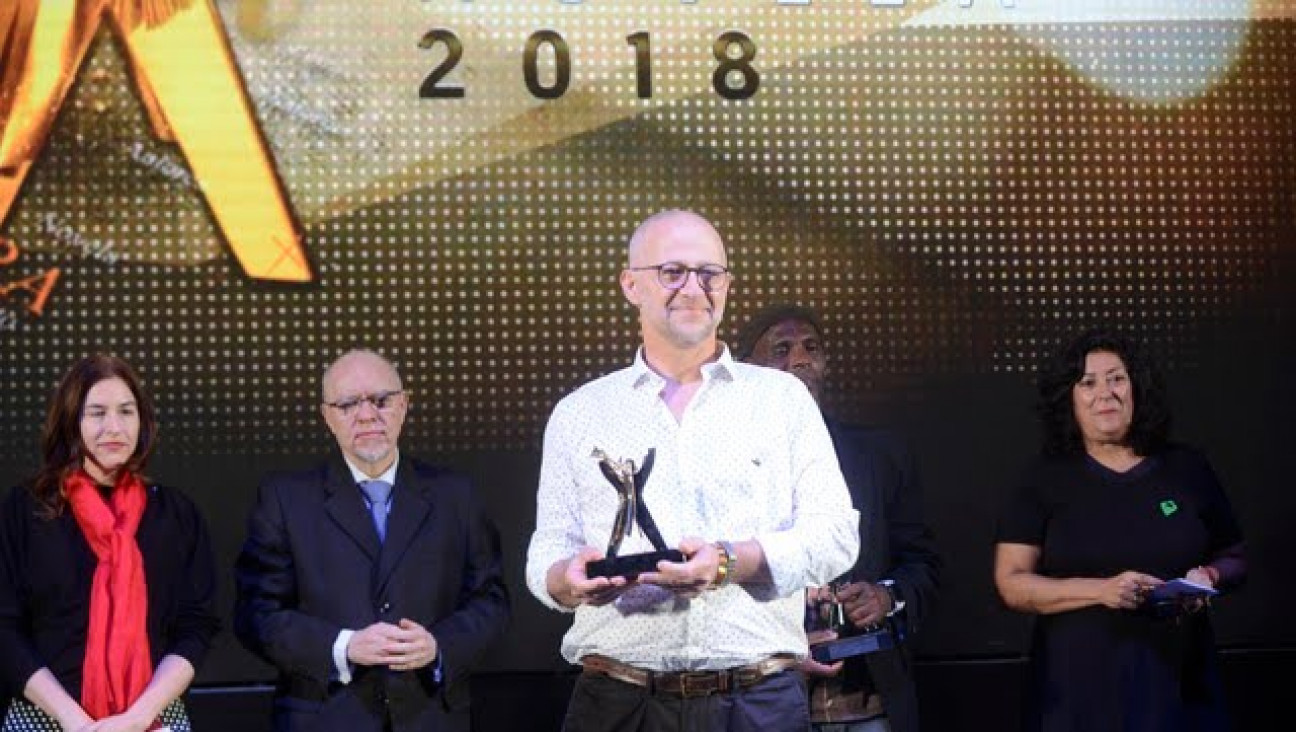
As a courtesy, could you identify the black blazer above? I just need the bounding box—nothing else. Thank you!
[234,455,509,732]
[0,482,219,699]
[828,421,942,732]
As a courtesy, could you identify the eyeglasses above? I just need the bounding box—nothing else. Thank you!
[628,262,731,292]
[324,390,404,417]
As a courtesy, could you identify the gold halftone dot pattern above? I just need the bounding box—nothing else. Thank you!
[1,9,1291,455]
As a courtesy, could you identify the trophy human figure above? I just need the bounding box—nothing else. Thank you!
[586,447,683,578]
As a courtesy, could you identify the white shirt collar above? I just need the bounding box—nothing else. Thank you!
[342,450,400,485]
[628,343,739,389]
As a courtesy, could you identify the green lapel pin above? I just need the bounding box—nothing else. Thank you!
[1159,499,1179,517]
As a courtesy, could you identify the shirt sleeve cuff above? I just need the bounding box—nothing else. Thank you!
[332,629,354,684]
[525,553,580,613]
[754,531,804,597]
[756,515,860,597]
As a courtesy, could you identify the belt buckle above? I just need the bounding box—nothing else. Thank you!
[677,671,719,698]
[735,664,762,687]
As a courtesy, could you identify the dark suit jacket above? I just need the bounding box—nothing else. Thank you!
[0,482,219,700]
[826,421,941,732]
[233,455,509,732]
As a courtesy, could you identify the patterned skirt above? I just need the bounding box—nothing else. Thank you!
[2,697,191,732]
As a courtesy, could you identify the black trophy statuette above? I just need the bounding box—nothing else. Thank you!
[585,447,684,579]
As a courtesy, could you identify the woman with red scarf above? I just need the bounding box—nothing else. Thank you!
[0,355,219,731]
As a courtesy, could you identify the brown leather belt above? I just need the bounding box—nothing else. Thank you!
[580,654,798,698]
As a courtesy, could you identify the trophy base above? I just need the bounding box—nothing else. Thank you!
[587,549,686,579]
[809,622,906,664]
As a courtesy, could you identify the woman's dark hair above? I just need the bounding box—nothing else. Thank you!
[1037,329,1170,457]
[31,355,157,517]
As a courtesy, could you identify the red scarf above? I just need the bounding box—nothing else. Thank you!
[65,470,153,719]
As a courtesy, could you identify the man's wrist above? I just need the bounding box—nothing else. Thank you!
[547,557,582,609]
[878,579,904,615]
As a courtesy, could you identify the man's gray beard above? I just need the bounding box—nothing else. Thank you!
[354,443,391,464]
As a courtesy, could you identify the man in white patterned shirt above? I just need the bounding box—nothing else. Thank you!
[525,209,860,732]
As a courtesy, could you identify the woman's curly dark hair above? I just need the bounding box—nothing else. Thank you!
[1037,329,1170,457]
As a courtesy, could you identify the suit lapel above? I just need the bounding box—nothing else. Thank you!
[322,458,381,561]
[375,459,435,596]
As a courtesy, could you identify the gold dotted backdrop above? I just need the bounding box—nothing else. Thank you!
[1,2,1292,455]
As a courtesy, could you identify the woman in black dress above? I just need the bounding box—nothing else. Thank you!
[994,329,1246,732]
[0,355,219,731]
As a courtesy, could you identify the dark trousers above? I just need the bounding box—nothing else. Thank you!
[562,670,810,732]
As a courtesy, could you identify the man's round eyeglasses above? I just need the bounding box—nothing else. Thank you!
[324,390,404,417]
[628,262,731,292]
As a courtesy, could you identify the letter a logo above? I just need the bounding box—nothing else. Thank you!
[0,0,312,282]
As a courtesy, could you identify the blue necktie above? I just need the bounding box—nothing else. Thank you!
[359,480,393,542]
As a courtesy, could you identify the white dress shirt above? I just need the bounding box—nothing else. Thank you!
[526,347,860,671]
[332,454,399,683]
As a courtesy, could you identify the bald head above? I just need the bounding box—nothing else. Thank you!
[322,349,402,401]
[627,209,727,267]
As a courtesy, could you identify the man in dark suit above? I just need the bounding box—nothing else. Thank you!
[234,348,509,732]
[737,305,941,732]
